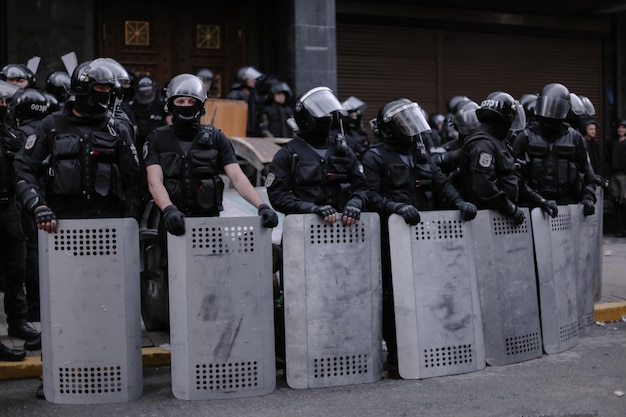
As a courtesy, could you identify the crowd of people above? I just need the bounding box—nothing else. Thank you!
[0,55,624,398]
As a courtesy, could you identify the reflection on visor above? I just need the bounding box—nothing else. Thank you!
[536,96,570,119]
[300,87,346,118]
[385,102,431,136]
[0,80,20,99]
[510,102,527,131]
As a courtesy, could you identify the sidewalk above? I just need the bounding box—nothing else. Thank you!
[2,235,626,380]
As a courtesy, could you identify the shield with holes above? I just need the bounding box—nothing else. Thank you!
[531,206,579,353]
[167,216,275,400]
[571,194,602,336]
[388,211,485,379]
[282,213,382,389]
[470,208,543,366]
[38,218,142,404]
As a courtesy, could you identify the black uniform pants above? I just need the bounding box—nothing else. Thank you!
[0,200,28,325]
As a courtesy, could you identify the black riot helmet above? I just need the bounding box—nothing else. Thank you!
[535,83,571,120]
[446,95,470,114]
[476,91,526,132]
[135,75,157,104]
[43,92,60,114]
[270,81,293,98]
[8,88,50,123]
[371,99,430,152]
[452,100,480,136]
[579,95,596,116]
[70,58,118,118]
[231,66,264,89]
[45,71,71,103]
[165,73,207,118]
[519,93,538,121]
[341,96,367,115]
[196,68,214,82]
[1,63,36,88]
[293,86,345,138]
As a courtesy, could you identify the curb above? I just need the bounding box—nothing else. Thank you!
[2,302,626,381]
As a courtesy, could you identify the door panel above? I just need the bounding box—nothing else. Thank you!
[99,1,244,96]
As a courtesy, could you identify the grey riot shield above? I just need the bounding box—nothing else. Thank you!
[388,211,485,379]
[38,218,142,404]
[531,206,579,354]
[282,213,382,389]
[470,209,543,366]
[167,216,275,400]
[570,197,602,336]
[595,187,604,302]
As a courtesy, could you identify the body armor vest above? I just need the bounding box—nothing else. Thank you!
[156,125,223,216]
[46,114,127,201]
[286,137,353,208]
[373,145,436,210]
[525,127,580,198]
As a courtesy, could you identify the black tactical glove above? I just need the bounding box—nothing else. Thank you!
[395,204,421,225]
[456,201,477,221]
[538,198,558,218]
[342,205,361,221]
[162,204,186,236]
[257,203,278,228]
[312,205,337,218]
[35,206,57,227]
[582,198,595,216]
[505,202,525,225]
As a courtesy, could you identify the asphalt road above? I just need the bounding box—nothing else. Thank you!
[1,321,625,417]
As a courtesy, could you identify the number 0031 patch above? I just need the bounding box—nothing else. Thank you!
[478,152,493,168]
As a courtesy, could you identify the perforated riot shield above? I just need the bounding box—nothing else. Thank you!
[38,218,142,404]
[167,216,275,400]
[570,195,602,336]
[388,211,485,379]
[282,213,382,389]
[470,209,543,366]
[531,206,578,354]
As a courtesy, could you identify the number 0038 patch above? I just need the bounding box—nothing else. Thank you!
[478,152,493,168]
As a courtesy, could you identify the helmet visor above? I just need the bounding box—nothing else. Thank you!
[385,102,431,136]
[453,102,480,135]
[342,96,366,114]
[535,94,570,119]
[510,101,527,131]
[300,87,346,118]
[243,67,263,81]
[569,93,585,116]
[0,80,20,99]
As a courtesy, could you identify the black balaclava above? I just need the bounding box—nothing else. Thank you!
[171,103,201,139]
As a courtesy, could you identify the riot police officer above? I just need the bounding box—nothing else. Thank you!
[266,86,368,225]
[461,92,558,224]
[142,73,277,330]
[226,66,265,137]
[512,83,597,213]
[1,63,36,89]
[338,95,370,160]
[14,57,141,232]
[0,80,36,360]
[8,88,55,325]
[361,98,478,377]
[144,73,277,233]
[260,80,294,138]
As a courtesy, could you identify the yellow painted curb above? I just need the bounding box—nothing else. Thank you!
[0,347,172,381]
[594,301,626,322]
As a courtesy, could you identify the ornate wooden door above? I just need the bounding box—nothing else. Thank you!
[99,1,244,96]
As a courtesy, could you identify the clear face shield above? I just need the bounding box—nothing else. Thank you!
[509,101,527,132]
[453,101,480,135]
[342,96,367,114]
[384,102,431,137]
[535,94,570,120]
[569,93,585,116]
[298,87,346,119]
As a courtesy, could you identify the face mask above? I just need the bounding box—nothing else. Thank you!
[172,104,200,121]
[73,93,110,118]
